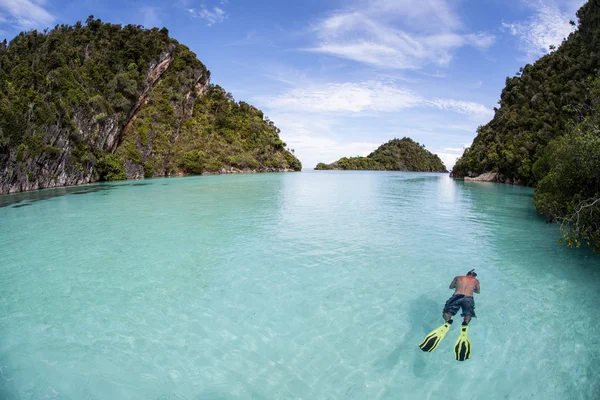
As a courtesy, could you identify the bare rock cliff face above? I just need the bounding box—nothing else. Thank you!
[120,46,175,145]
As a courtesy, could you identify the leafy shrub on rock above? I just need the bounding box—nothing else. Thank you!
[97,154,126,181]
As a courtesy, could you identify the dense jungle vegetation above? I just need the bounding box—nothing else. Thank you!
[451,1,600,251]
[315,138,447,172]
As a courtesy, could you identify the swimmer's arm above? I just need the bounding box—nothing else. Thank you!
[475,281,480,294]
[449,277,458,289]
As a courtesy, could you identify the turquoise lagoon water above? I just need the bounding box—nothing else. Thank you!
[0,171,599,400]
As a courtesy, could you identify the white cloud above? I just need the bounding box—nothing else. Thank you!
[366,0,462,32]
[187,5,226,26]
[261,95,486,169]
[502,3,577,59]
[258,80,494,122]
[264,112,381,168]
[559,0,587,16]
[426,98,494,120]
[262,64,315,88]
[468,80,483,89]
[433,151,462,171]
[0,0,54,29]
[290,134,381,167]
[270,109,479,169]
[307,2,495,70]
[256,80,492,169]
[142,7,161,29]
[261,81,421,113]
[465,33,497,49]
[432,143,472,170]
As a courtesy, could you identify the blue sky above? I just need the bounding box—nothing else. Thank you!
[0,0,586,169]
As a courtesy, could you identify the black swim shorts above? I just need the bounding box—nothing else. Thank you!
[443,294,477,318]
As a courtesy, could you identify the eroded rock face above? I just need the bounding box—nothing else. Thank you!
[0,46,181,195]
[0,150,93,195]
[0,117,97,195]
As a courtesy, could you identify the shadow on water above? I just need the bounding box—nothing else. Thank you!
[505,192,534,198]
[11,203,32,208]
[374,295,440,377]
[0,184,112,208]
[0,182,153,208]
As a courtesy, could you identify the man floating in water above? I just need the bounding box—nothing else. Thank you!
[419,269,480,361]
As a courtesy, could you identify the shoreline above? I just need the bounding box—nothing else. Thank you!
[0,168,300,197]
[452,171,529,187]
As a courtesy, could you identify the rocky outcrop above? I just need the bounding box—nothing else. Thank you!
[464,172,499,182]
[460,171,524,185]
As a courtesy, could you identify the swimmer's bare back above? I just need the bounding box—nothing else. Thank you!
[449,276,480,296]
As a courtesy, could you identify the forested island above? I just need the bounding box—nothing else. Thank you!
[0,17,301,195]
[315,138,447,172]
[450,1,600,251]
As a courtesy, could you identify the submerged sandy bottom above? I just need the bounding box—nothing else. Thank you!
[1,172,598,399]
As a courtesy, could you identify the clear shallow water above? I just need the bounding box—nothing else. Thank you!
[0,171,599,400]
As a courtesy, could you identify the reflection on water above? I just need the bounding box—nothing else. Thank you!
[0,181,153,208]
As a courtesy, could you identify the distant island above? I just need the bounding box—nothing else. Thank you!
[315,138,447,172]
[0,16,301,195]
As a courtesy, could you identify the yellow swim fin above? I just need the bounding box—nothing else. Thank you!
[419,322,452,352]
[454,325,472,361]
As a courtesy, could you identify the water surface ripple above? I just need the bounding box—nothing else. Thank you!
[1,171,599,399]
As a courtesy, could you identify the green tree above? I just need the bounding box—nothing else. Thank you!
[97,155,126,181]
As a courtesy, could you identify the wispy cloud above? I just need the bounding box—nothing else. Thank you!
[142,7,161,29]
[366,0,462,31]
[288,134,381,166]
[502,2,577,59]
[262,64,315,87]
[432,143,472,170]
[0,0,54,29]
[258,80,494,122]
[261,112,381,167]
[187,3,227,26]
[261,81,421,113]
[426,98,494,121]
[306,1,495,70]
[467,80,483,89]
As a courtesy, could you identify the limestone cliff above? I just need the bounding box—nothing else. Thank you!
[0,17,300,195]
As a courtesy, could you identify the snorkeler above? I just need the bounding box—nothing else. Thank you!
[419,269,480,361]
